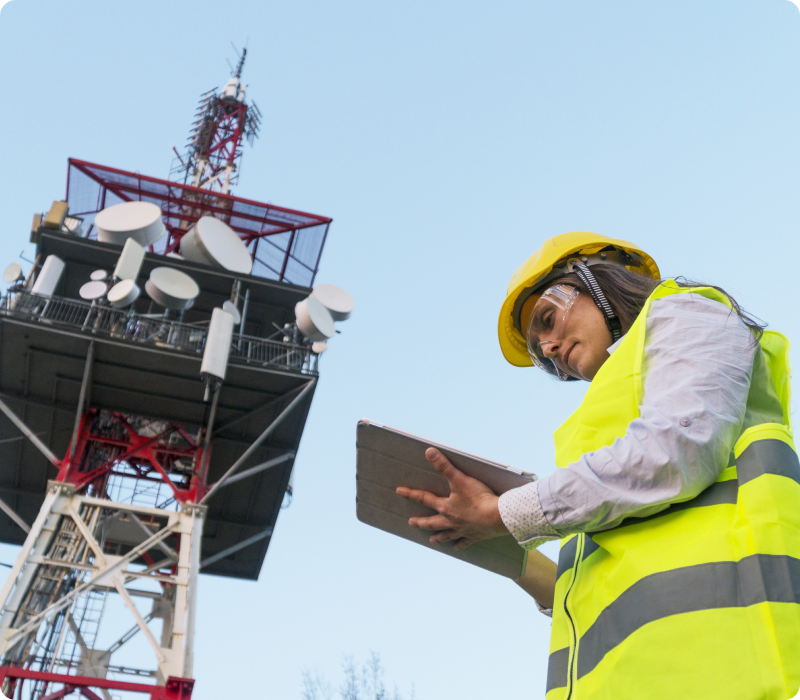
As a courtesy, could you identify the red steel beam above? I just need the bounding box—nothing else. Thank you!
[68,158,330,222]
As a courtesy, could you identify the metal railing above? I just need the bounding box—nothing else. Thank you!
[1,292,317,375]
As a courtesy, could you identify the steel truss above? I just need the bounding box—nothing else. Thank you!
[0,371,315,699]
[0,482,201,700]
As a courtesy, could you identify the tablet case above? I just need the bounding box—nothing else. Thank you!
[355,419,537,579]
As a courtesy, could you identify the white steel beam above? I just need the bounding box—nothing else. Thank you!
[201,379,315,505]
[3,521,179,650]
[0,396,60,466]
[0,494,30,533]
[212,452,294,489]
[112,578,166,670]
[200,527,272,570]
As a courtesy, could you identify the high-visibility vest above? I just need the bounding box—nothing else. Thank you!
[545,281,800,700]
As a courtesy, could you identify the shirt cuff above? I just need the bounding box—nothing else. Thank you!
[498,480,559,550]
[535,601,554,618]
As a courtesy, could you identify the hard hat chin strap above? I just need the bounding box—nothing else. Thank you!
[572,263,622,343]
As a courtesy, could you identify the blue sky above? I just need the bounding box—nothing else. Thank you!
[1,1,800,698]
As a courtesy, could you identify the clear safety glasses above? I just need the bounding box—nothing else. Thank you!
[526,284,580,380]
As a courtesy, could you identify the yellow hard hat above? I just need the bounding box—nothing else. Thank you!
[498,231,660,367]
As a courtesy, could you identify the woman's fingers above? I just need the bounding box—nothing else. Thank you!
[396,486,444,511]
[429,529,461,544]
[409,513,453,531]
[425,448,468,488]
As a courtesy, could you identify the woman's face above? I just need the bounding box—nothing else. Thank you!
[521,288,613,380]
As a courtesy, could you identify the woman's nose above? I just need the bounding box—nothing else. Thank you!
[541,338,561,359]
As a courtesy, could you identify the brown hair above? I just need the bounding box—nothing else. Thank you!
[544,264,766,340]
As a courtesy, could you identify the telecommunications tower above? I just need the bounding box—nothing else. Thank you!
[0,50,351,700]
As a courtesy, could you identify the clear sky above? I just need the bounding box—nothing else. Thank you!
[1,1,800,698]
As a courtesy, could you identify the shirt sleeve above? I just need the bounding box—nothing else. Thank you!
[498,293,756,546]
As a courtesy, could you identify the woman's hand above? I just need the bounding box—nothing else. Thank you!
[396,447,510,550]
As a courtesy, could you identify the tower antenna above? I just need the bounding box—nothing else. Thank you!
[170,45,260,195]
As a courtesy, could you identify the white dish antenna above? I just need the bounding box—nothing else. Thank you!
[222,300,241,325]
[311,284,355,321]
[79,280,108,301]
[144,267,200,310]
[295,297,335,341]
[3,262,23,284]
[95,202,165,247]
[113,238,146,281]
[108,279,141,308]
[179,216,253,274]
[90,270,108,281]
[311,341,328,354]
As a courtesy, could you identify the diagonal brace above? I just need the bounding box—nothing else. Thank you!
[4,521,179,648]
[0,494,30,533]
[200,527,273,569]
[128,514,178,562]
[212,452,294,489]
[201,380,315,505]
[0,395,60,466]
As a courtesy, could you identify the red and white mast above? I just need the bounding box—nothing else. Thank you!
[173,48,261,195]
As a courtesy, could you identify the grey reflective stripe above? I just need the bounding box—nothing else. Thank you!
[608,479,738,531]
[546,647,570,693]
[582,536,600,561]
[556,537,578,581]
[737,438,800,487]
[576,553,800,680]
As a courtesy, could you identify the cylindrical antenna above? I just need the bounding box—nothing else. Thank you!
[200,308,235,394]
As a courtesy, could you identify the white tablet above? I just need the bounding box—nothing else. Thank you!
[355,419,537,579]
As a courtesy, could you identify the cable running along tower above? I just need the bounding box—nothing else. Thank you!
[0,50,348,700]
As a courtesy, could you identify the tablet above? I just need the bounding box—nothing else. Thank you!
[355,419,537,579]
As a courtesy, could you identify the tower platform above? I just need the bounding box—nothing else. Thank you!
[0,232,319,580]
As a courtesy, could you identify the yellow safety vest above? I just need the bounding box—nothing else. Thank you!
[546,281,800,700]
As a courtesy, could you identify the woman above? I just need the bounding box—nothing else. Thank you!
[397,232,800,700]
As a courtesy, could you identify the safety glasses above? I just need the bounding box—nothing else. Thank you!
[526,284,580,380]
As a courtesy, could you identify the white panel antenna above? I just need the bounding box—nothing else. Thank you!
[201,307,235,384]
[113,238,146,281]
[31,255,65,297]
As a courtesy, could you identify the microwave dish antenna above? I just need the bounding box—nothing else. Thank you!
[180,216,253,274]
[95,201,165,247]
[145,267,200,310]
[295,297,335,341]
[311,284,355,321]
[107,279,141,308]
[79,280,108,301]
[90,270,108,281]
[2,262,23,284]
